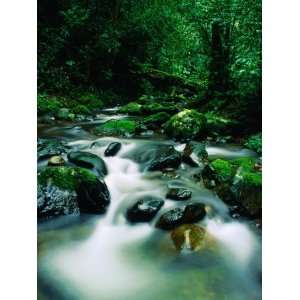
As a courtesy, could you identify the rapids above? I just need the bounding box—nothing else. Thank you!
[38,112,261,300]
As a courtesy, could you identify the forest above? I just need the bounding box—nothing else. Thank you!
[37,1,262,299]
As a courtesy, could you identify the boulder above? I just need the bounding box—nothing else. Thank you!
[166,188,192,201]
[95,119,137,137]
[104,142,122,157]
[67,151,107,176]
[126,196,164,223]
[48,155,65,166]
[37,166,110,218]
[164,109,207,141]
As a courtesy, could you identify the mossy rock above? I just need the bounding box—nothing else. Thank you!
[119,102,142,115]
[94,119,137,137]
[203,157,262,219]
[144,112,171,129]
[38,166,98,191]
[164,109,207,141]
[38,166,110,217]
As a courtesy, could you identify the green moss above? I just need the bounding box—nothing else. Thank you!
[164,109,207,140]
[245,133,262,155]
[119,102,142,114]
[242,171,262,187]
[95,119,137,136]
[231,157,256,171]
[37,94,63,115]
[211,159,235,182]
[38,167,97,191]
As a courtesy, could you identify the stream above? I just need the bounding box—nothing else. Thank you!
[37,110,261,300]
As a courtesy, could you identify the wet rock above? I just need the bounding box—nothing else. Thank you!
[166,188,192,201]
[76,177,110,214]
[126,196,164,223]
[104,142,122,157]
[48,155,65,166]
[67,151,107,176]
[183,203,206,223]
[164,109,207,141]
[37,138,68,160]
[170,224,212,251]
[147,145,182,171]
[156,208,185,230]
[37,184,79,219]
[38,166,110,218]
[156,202,207,230]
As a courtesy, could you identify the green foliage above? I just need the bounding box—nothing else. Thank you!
[38,0,261,131]
[37,94,63,114]
[38,167,97,191]
[73,105,91,115]
[245,133,262,155]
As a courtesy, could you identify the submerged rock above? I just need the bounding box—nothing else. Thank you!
[126,196,164,223]
[166,188,192,201]
[48,155,65,166]
[170,224,211,251]
[164,109,207,141]
[67,151,107,176]
[104,142,122,157]
[37,166,110,218]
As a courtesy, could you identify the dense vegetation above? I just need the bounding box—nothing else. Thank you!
[38,0,261,136]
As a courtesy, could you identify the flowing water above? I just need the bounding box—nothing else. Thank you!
[38,112,261,300]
